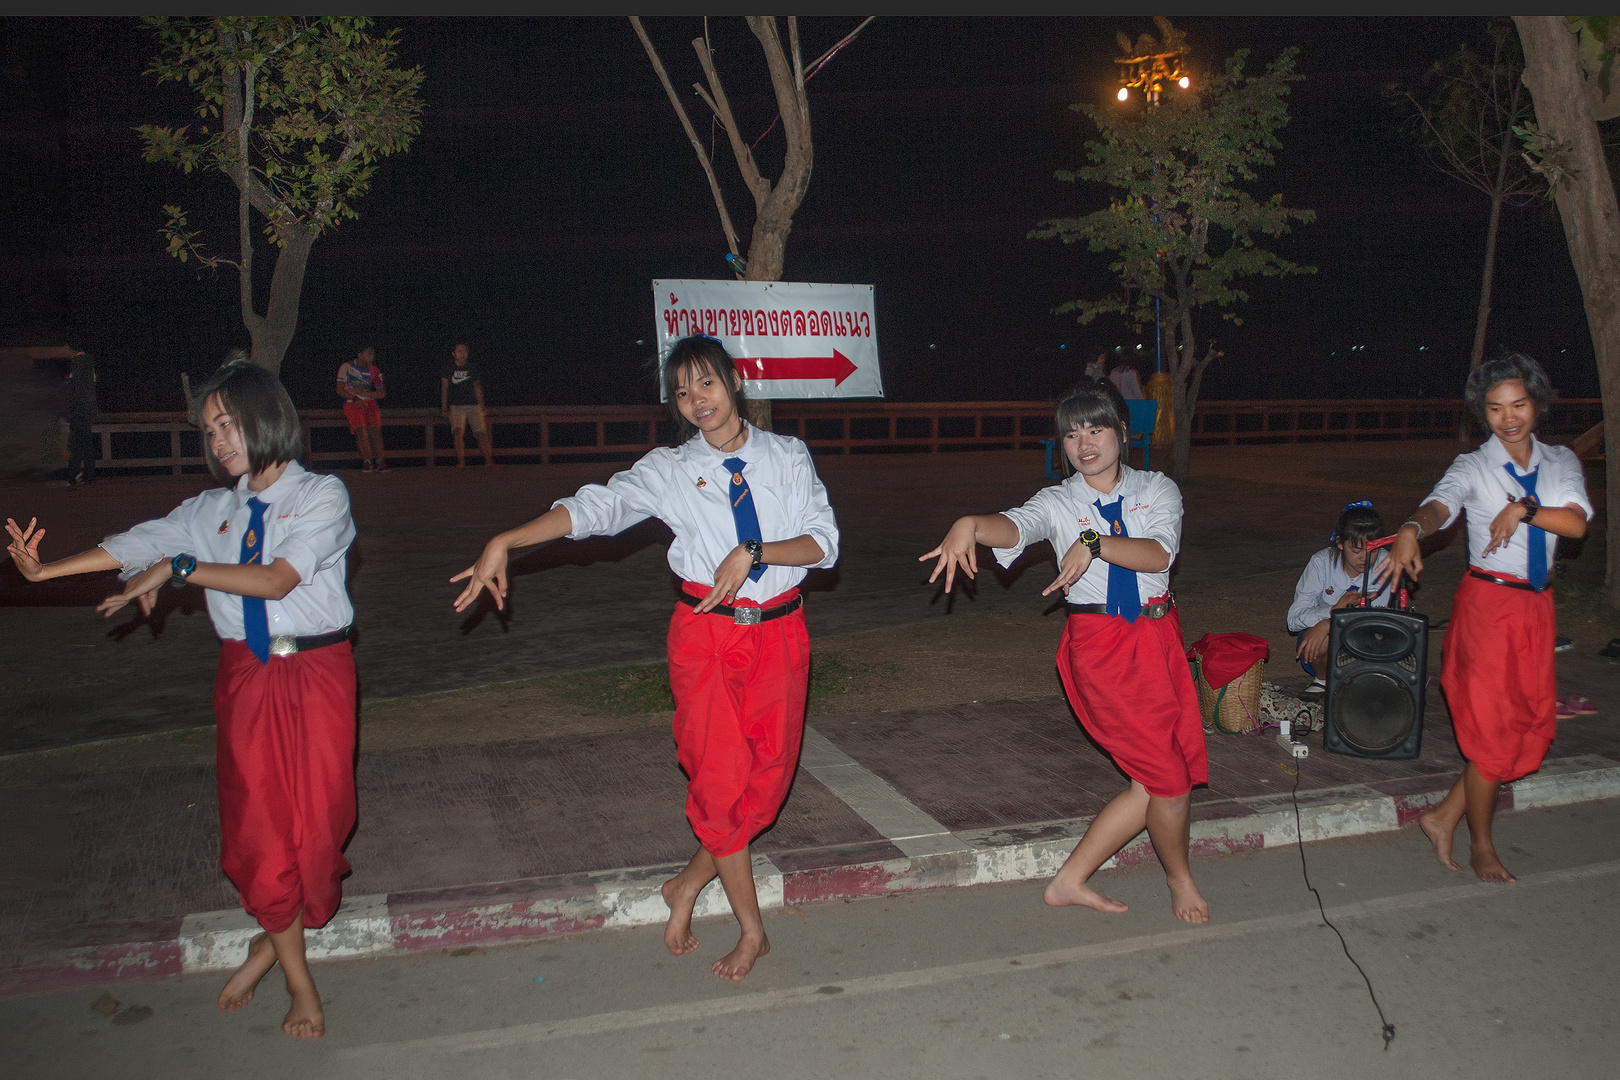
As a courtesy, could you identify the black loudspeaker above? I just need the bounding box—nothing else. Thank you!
[1323,607,1428,759]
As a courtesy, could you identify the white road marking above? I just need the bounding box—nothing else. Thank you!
[340,858,1620,1059]
[797,725,968,856]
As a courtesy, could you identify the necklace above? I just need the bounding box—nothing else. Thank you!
[707,422,747,453]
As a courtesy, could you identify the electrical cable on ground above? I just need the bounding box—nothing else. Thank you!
[1288,758,1397,1051]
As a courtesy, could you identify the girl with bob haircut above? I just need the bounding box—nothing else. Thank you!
[1387,351,1590,883]
[921,377,1212,924]
[1288,500,1392,700]
[452,334,839,981]
[6,358,360,1039]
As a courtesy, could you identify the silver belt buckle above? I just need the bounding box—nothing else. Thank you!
[733,607,762,625]
[269,635,299,657]
[1143,597,1174,620]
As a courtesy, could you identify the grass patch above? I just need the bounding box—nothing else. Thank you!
[537,653,898,717]
[1304,466,1444,490]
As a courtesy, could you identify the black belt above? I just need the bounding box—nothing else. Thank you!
[1067,595,1175,620]
[678,592,802,625]
[1468,569,1550,593]
[267,626,352,657]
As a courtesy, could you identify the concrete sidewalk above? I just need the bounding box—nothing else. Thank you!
[6,675,1618,997]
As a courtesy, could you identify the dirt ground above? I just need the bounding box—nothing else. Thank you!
[4,438,1611,786]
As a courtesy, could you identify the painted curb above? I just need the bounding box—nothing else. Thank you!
[5,754,1617,997]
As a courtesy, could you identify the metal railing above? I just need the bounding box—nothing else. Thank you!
[86,398,1605,474]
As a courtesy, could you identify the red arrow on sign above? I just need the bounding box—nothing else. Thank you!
[735,349,859,387]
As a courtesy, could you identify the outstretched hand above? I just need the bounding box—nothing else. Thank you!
[1043,536,1094,597]
[1382,527,1423,587]
[919,518,980,594]
[450,538,510,612]
[96,562,168,619]
[5,516,47,581]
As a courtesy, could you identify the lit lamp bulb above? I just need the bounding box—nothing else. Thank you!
[1117,86,1129,101]
[1178,76,1190,89]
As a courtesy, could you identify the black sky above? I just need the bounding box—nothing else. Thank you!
[0,16,1598,413]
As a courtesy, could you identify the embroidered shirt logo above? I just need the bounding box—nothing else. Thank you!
[218,519,230,535]
[1111,520,1123,535]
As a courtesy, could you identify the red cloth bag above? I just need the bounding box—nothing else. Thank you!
[1186,632,1270,689]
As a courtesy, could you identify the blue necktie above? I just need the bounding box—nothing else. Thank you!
[241,496,271,662]
[1093,498,1142,623]
[722,457,765,582]
[1503,463,1548,589]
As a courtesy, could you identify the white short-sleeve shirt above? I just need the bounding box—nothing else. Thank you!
[1287,546,1392,633]
[992,465,1180,605]
[552,424,840,603]
[98,461,356,640]
[1425,435,1593,576]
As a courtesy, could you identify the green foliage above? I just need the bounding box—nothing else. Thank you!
[136,16,424,257]
[1030,48,1315,332]
[1568,16,1620,98]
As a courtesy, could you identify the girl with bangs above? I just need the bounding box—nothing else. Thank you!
[453,335,839,981]
[7,357,359,1038]
[921,378,1210,923]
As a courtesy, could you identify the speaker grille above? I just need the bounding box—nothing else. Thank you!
[1330,670,1416,752]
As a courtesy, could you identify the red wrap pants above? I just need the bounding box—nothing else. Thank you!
[214,639,358,934]
[1057,607,1208,798]
[668,583,809,857]
[1441,570,1557,784]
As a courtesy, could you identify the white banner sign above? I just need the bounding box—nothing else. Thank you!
[654,279,883,400]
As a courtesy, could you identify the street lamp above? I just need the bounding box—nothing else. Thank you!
[1114,44,1189,105]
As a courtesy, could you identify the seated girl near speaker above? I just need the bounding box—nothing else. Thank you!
[1386,352,1590,883]
[920,378,1209,924]
[1287,501,1392,701]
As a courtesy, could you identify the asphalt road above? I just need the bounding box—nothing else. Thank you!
[6,796,1618,1080]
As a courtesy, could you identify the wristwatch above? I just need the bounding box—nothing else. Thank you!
[170,553,198,588]
[1078,529,1103,559]
[1519,497,1539,524]
[743,539,764,571]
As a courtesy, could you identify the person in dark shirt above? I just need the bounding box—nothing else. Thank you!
[439,343,491,468]
[67,349,98,486]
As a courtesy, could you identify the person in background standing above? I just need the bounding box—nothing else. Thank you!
[440,343,492,468]
[336,346,387,472]
[1109,355,1145,400]
[67,349,98,486]
[1085,352,1108,383]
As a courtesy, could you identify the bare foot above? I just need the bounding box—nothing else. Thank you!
[712,932,769,981]
[1470,847,1517,884]
[282,985,325,1039]
[216,933,277,1012]
[661,875,702,956]
[1168,876,1210,924]
[1418,809,1461,872]
[1043,876,1130,913]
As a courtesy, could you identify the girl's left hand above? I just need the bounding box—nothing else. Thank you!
[698,545,753,614]
[1484,500,1529,556]
[1043,536,1094,597]
[5,516,47,580]
[96,562,169,618]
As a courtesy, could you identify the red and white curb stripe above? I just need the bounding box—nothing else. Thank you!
[6,752,1616,997]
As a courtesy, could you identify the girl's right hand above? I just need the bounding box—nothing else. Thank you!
[919,517,979,593]
[1383,525,1424,586]
[5,517,47,581]
[450,537,511,612]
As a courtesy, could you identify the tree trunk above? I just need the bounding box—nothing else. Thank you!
[246,225,315,375]
[1515,16,1620,607]
[1163,308,1195,482]
[1460,183,1506,446]
[741,218,792,431]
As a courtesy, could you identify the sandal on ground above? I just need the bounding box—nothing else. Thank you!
[1600,638,1620,660]
[1556,700,1578,720]
[1562,694,1598,716]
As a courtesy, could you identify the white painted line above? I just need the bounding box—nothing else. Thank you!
[340,858,1620,1059]
[799,725,969,857]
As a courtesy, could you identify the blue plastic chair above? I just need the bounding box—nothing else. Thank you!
[1040,398,1160,478]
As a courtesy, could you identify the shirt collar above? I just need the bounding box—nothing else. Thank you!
[1482,434,1543,473]
[1068,462,1135,504]
[235,460,306,508]
[691,422,762,466]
